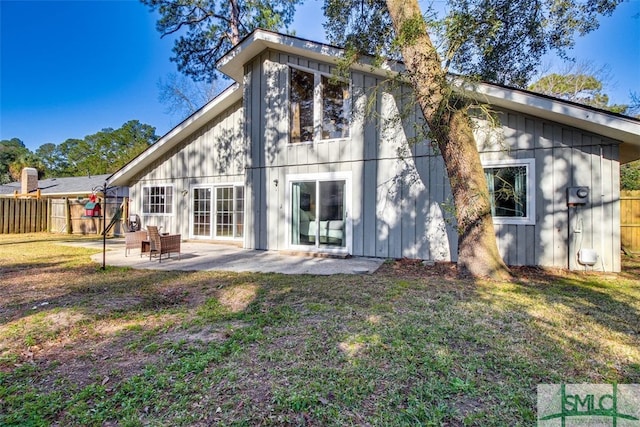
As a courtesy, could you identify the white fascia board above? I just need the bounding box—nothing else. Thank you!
[217,29,402,83]
[460,81,640,162]
[108,84,242,187]
[220,30,640,162]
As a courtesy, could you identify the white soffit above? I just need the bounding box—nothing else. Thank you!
[217,30,402,83]
[108,83,242,186]
[462,82,640,163]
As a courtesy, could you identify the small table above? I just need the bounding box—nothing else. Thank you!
[141,240,151,256]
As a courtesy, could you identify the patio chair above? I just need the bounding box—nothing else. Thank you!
[147,225,181,262]
[124,230,148,257]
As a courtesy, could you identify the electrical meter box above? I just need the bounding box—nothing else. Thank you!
[567,187,589,206]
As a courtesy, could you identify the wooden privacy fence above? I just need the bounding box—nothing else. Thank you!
[50,198,127,235]
[621,190,640,253]
[0,198,49,234]
[1,197,128,236]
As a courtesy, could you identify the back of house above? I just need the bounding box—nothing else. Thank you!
[108,30,640,272]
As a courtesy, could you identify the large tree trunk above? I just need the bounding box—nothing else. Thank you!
[386,0,510,279]
[229,0,240,45]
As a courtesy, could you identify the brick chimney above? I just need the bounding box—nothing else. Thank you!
[21,168,38,194]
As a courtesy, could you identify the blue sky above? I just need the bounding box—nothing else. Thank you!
[1,0,639,152]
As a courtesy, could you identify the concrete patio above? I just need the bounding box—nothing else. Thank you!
[61,238,384,275]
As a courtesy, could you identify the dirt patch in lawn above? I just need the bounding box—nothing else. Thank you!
[376,258,460,280]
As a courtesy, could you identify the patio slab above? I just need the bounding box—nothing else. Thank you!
[61,239,384,275]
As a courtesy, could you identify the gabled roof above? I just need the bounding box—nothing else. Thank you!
[0,174,112,197]
[216,30,403,83]
[221,30,640,161]
[109,29,640,187]
[109,84,242,186]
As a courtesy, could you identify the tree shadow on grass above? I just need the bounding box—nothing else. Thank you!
[2,250,640,426]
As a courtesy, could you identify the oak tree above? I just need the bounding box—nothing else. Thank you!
[323,0,622,278]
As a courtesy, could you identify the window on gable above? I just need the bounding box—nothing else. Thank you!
[290,68,314,143]
[483,159,535,225]
[321,75,349,140]
[289,66,349,143]
[142,185,173,215]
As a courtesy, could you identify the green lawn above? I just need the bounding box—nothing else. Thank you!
[1,233,639,426]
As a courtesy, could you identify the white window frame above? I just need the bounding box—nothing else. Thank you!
[141,185,174,216]
[190,185,213,239]
[482,158,535,225]
[189,183,245,240]
[286,171,352,255]
[288,64,351,144]
[213,185,245,240]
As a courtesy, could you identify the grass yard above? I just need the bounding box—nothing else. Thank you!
[1,233,639,426]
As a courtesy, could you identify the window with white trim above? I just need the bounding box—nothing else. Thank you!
[142,185,173,215]
[289,66,350,143]
[483,159,535,225]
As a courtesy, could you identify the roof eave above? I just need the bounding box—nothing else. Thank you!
[457,81,640,163]
[217,29,402,83]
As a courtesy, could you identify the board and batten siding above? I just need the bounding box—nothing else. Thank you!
[246,49,621,270]
[476,110,621,271]
[128,101,245,239]
[126,46,622,271]
[244,49,458,261]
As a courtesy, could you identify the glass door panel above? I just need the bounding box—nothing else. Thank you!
[318,180,345,247]
[291,181,316,246]
[216,187,233,237]
[291,180,345,248]
[193,188,212,238]
[234,186,244,238]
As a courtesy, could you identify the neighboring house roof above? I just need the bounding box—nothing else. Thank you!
[0,184,17,195]
[0,174,112,198]
[109,29,640,187]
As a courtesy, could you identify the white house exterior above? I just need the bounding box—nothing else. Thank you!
[108,30,640,272]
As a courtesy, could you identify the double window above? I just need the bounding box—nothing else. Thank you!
[142,185,173,215]
[483,159,535,225]
[289,66,350,143]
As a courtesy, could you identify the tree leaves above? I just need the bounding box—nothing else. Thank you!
[0,139,32,184]
[322,0,623,87]
[529,72,628,113]
[142,0,303,82]
[1,121,158,181]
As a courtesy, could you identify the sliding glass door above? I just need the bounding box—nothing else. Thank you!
[291,179,346,249]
